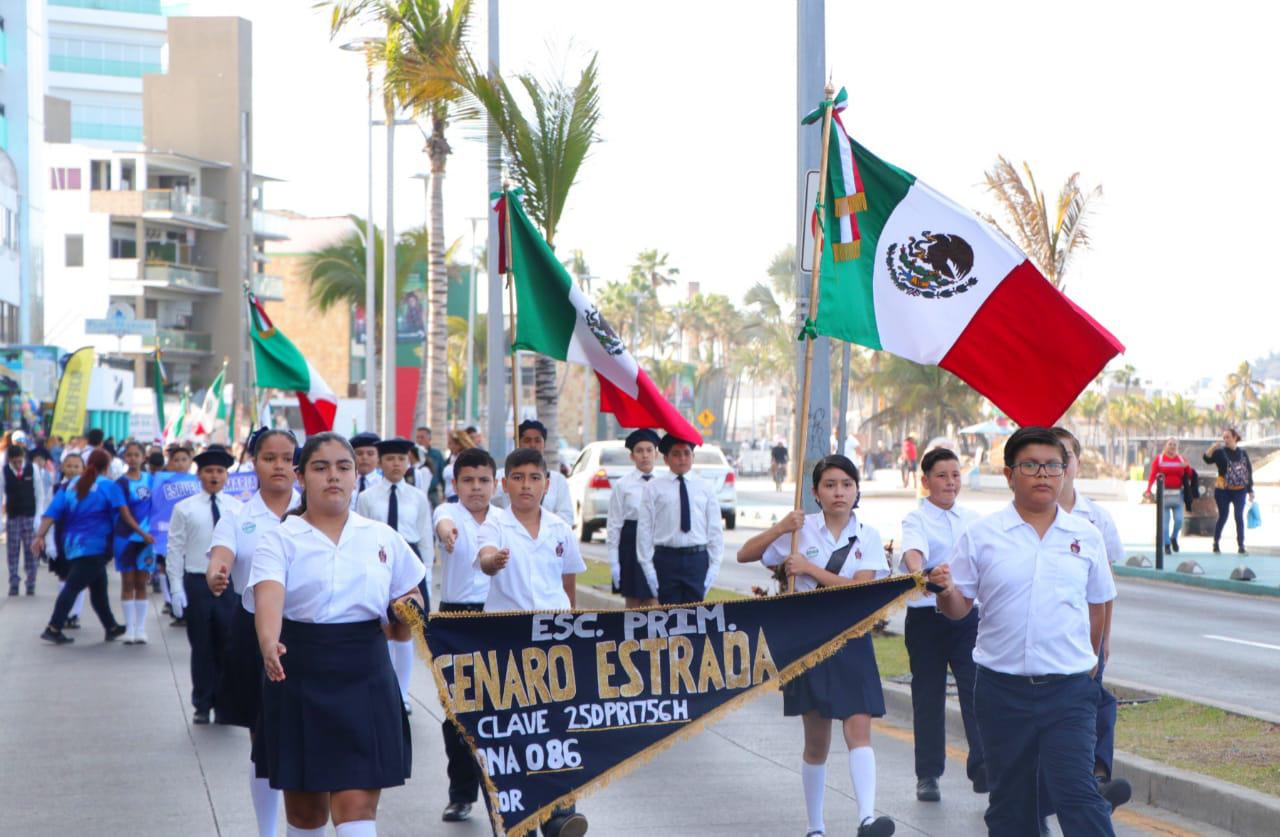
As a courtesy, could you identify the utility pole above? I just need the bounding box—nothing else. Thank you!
[484,0,507,459]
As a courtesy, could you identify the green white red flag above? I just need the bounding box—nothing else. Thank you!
[247,290,337,434]
[807,95,1123,426]
[493,191,703,443]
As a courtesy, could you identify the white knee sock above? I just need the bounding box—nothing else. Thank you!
[849,746,877,825]
[249,764,280,837]
[335,820,377,836]
[133,600,148,634]
[390,639,414,700]
[122,598,135,633]
[71,589,86,618]
[285,825,326,836]
[801,761,826,833]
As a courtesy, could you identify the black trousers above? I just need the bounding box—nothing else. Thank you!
[1213,487,1248,548]
[653,546,709,605]
[184,572,236,712]
[440,601,485,804]
[49,555,117,631]
[905,605,984,782]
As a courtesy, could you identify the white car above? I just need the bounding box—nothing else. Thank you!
[566,440,738,542]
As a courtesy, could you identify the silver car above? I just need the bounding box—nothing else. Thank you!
[566,440,738,542]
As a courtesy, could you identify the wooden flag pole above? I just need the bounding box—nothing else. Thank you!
[504,185,521,448]
[788,79,837,593]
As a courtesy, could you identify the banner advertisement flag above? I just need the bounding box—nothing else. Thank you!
[50,347,95,439]
[414,575,920,837]
[148,472,259,554]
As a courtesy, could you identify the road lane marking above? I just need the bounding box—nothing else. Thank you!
[1203,634,1280,651]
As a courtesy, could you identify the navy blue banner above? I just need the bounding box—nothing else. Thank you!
[422,575,920,837]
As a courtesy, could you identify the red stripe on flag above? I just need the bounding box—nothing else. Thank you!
[939,261,1124,427]
[596,368,704,445]
[296,393,337,435]
[493,195,509,275]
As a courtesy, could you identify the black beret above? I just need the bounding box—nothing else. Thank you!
[350,432,381,450]
[658,433,698,454]
[193,444,235,469]
[625,428,660,450]
[375,437,415,456]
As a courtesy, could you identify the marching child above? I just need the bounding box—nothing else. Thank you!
[48,454,87,627]
[4,444,40,596]
[737,454,895,837]
[476,447,588,837]
[114,441,155,644]
[350,432,383,510]
[606,428,660,607]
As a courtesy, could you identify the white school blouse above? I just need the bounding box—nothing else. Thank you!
[762,512,888,593]
[605,469,654,585]
[209,489,300,613]
[899,498,980,608]
[248,513,425,624]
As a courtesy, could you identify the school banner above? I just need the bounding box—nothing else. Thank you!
[50,347,95,439]
[414,575,921,837]
[149,471,259,554]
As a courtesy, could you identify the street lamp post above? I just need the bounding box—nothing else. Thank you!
[466,216,484,424]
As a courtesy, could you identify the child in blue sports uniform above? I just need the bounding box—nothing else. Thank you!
[114,441,155,644]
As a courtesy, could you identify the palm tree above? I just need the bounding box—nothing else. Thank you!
[462,54,601,464]
[863,356,981,443]
[1254,391,1280,436]
[629,249,680,290]
[1223,361,1260,424]
[983,156,1102,293]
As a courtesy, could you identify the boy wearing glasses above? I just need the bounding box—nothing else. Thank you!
[929,427,1117,837]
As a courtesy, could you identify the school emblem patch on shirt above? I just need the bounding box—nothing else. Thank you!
[378,546,388,564]
[855,549,862,560]
[1070,539,1081,554]
[242,521,256,534]
[555,541,565,557]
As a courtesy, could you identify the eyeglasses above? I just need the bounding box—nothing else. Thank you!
[1013,460,1066,477]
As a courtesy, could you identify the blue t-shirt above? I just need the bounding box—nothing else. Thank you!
[115,473,153,543]
[42,476,127,559]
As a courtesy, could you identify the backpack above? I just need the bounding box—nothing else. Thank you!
[1224,452,1250,488]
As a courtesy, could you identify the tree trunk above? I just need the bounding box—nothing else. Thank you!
[534,356,559,466]
[422,125,451,435]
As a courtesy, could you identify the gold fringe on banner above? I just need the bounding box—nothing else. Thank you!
[832,240,861,262]
[833,192,867,217]
[396,573,925,837]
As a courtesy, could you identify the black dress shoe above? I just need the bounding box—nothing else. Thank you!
[41,627,74,645]
[192,709,211,724]
[915,776,941,802]
[1098,777,1131,811]
[971,772,989,794]
[857,815,895,837]
[1171,537,1179,553]
[441,802,471,822]
[1163,543,1171,555]
[26,588,35,596]
[105,624,127,641]
[65,616,81,630]
[1238,548,1248,556]
[1212,542,1221,553]
[170,617,186,627]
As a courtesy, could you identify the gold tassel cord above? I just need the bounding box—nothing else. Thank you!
[395,574,924,837]
[833,192,868,217]
[832,241,861,262]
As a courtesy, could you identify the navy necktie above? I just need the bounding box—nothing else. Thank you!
[359,474,367,493]
[211,494,220,526]
[642,474,653,481]
[677,475,691,533]
[387,483,398,531]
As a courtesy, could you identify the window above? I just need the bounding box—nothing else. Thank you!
[50,167,82,190]
[110,223,137,259]
[65,235,84,267]
[90,160,111,190]
[70,103,143,142]
[49,37,162,78]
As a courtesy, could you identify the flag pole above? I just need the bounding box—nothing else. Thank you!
[789,79,837,593]
[504,185,521,446]
[243,283,265,432]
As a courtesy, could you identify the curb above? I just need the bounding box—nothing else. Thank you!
[1112,564,1280,598]
[880,681,1280,837]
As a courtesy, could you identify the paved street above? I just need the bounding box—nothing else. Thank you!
[0,579,1226,836]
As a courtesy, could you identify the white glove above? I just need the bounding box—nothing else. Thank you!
[170,586,188,612]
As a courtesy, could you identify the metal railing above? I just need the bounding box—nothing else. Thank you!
[143,329,212,352]
[50,0,164,13]
[252,210,291,240]
[253,274,285,299]
[142,190,226,224]
[143,262,218,291]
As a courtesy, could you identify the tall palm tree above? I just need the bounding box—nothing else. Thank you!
[629,249,680,290]
[463,55,601,463]
[983,156,1102,293]
[1223,361,1260,424]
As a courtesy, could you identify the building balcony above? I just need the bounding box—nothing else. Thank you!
[50,0,165,12]
[142,190,227,230]
[50,55,162,78]
[253,210,290,241]
[252,274,285,300]
[143,329,212,354]
[143,262,220,293]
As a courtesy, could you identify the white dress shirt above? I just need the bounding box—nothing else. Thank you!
[762,512,888,593]
[635,470,725,596]
[475,505,585,612]
[1068,491,1125,565]
[357,478,434,591]
[351,469,383,511]
[492,469,574,526]
[606,468,656,586]
[249,512,425,624]
[209,489,300,613]
[948,503,1118,676]
[900,498,980,608]
[433,502,493,605]
[166,489,245,592]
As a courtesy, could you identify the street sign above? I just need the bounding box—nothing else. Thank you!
[86,302,157,338]
[799,169,820,272]
[697,408,716,429]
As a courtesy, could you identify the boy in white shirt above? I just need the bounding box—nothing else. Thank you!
[475,447,588,837]
[350,431,382,509]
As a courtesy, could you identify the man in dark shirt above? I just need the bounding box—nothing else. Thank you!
[4,445,39,595]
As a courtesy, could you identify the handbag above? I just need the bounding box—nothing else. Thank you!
[1247,502,1262,529]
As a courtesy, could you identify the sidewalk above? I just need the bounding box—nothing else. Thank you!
[0,578,1228,835]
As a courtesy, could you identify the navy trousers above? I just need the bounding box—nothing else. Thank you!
[440,601,484,804]
[183,572,236,713]
[653,546,709,605]
[975,667,1115,837]
[905,605,984,782]
[1038,654,1118,819]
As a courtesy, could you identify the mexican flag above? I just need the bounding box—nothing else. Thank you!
[495,192,703,444]
[152,349,167,435]
[197,361,226,437]
[164,388,189,445]
[811,118,1123,426]
[247,290,337,434]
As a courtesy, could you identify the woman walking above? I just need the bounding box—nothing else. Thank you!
[32,449,153,644]
[114,441,155,644]
[1144,437,1193,555]
[1203,429,1253,554]
[249,433,424,837]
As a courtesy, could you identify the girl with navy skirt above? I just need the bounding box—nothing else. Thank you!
[114,441,155,645]
[737,455,895,837]
[606,428,661,607]
[207,427,298,837]
[248,432,424,837]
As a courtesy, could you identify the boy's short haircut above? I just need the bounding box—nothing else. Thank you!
[1003,427,1068,467]
[920,447,959,475]
[454,447,496,476]
[504,447,546,475]
[7,444,25,460]
[1048,426,1083,459]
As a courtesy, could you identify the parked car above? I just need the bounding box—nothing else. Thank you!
[566,440,738,542]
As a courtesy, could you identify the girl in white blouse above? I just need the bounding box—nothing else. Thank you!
[249,432,424,837]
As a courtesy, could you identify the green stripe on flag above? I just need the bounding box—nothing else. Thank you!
[816,139,916,350]
[508,196,576,360]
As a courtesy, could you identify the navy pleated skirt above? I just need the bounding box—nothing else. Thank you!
[254,618,411,792]
[618,520,654,600]
[783,633,885,720]
[216,602,263,730]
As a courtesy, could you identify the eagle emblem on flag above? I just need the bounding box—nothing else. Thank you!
[583,306,625,357]
[887,232,980,299]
